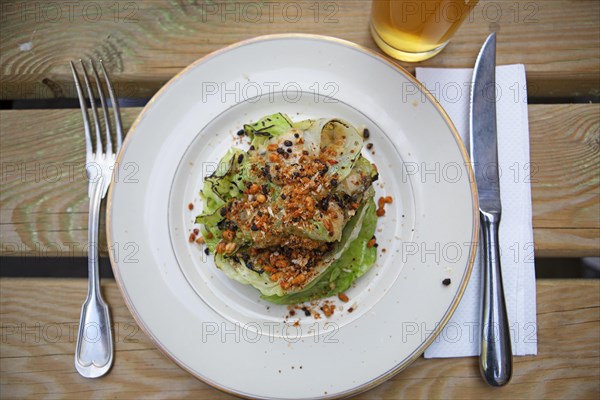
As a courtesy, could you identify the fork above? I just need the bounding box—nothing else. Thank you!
[70,59,123,378]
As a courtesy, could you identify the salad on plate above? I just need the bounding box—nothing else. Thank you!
[195,113,380,304]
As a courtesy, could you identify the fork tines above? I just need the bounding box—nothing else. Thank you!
[69,59,123,157]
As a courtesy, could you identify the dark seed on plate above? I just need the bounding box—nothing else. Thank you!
[220,207,227,216]
[284,140,293,147]
[262,184,269,195]
[333,194,343,207]
[204,247,210,255]
[330,179,338,188]
[286,148,292,153]
[281,193,287,200]
[237,154,244,163]
[294,133,300,138]
[319,165,329,176]
[363,128,370,139]
[366,143,373,150]
[237,129,245,136]
[302,307,311,317]
[320,196,329,211]
[343,193,356,203]
[442,278,451,286]
[251,224,259,231]
[249,145,255,151]
[277,147,285,155]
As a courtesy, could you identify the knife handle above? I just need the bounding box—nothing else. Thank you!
[479,210,513,386]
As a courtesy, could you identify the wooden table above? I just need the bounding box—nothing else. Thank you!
[1,1,599,398]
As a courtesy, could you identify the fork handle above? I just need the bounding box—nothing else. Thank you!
[87,176,104,297]
[75,176,114,378]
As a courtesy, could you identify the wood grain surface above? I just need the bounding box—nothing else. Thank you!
[0,0,598,100]
[1,105,598,258]
[0,278,598,399]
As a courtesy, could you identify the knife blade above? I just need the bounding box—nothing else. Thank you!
[469,32,513,387]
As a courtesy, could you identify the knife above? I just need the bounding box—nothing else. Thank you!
[469,32,513,387]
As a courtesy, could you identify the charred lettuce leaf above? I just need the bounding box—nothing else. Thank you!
[195,113,379,304]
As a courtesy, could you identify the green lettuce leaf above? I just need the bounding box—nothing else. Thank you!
[244,113,294,147]
[214,254,284,297]
[196,113,379,303]
[261,197,377,304]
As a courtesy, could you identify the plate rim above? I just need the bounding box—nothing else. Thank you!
[107,33,479,399]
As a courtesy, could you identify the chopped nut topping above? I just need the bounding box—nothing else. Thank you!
[205,131,378,290]
[225,242,237,254]
[376,195,392,217]
[222,229,235,242]
[248,184,260,194]
[320,304,335,317]
[291,274,306,285]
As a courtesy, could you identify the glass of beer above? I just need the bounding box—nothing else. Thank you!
[370,0,479,62]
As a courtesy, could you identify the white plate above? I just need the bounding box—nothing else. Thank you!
[108,34,478,399]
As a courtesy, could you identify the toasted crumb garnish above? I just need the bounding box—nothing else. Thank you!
[224,242,237,254]
[247,183,260,194]
[222,229,235,242]
[321,304,335,317]
[376,195,393,217]
[291,274,306,285]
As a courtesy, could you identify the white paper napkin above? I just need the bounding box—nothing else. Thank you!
[416,65,538,357]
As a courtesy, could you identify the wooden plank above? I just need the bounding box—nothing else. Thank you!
[0,278,598,399]
[530,105,600,230]
[533,229,600,258]
[0,1,598,100]
[1,105,599,258]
